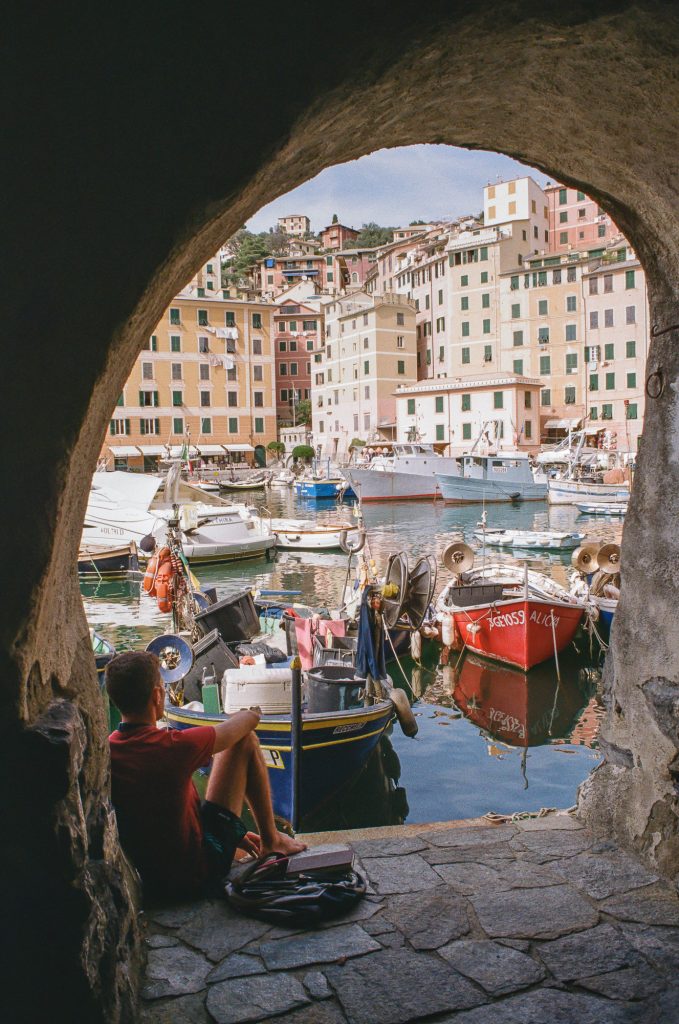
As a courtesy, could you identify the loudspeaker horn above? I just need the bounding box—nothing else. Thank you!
[443,541,474,575]
[401,555,437,630]
[381,552,408,628]
[571,543,601,573]
[597,543,622,574]
[146,634,195,685]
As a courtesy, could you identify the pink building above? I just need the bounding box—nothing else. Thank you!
[273,299,321,427]
[335,247,380,290]
[256,254,339,298]
[545,183,619,253]
[320,222,359,250]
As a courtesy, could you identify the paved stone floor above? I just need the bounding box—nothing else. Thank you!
[140,814,679,1023]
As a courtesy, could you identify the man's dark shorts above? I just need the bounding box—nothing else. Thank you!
[201,800,249,882]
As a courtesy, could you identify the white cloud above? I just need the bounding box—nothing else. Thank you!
[246,145,552,233]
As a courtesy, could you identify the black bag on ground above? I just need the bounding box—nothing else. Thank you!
[224,854,366,927]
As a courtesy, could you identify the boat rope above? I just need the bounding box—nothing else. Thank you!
[380,615,416,700]
[483,806,558,825]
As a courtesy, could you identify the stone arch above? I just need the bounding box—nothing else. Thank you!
[5,3,679,1019]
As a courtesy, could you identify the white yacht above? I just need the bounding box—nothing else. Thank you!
[340,443,460,501]
[436,452,548,504]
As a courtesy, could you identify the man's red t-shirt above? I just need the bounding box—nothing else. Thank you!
[109,724,216,898]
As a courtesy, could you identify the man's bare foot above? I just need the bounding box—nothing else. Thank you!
[262,831,307,856]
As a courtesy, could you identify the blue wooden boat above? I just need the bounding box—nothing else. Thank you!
[592,595,616,639]
[294,478,342,500]
[165,697,395,826]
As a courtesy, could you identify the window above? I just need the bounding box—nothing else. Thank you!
[139,389,158,407]
[169,307,181,325]
[425,295,430,311]
[363,413,371,430]
[524,390,532,409]
[511,303,521,318]
[363,359,370,374]
[252,338,262,355]
[626,340,636,358]
[252,313,262,329]
[559,232,568,244]
[407,398,415,415]
[396,312,405,325]
[627,403,638,419]
[225,311,235,327]
[326,272,334,282]
[559,211,568,223]
[437,289,444,305]
[197,309,208,326]
[253,365,263,382]
[480,247,488,261]
[602,403,613,420]
[145,335,158,352]
[538,327,550,343]
[606,372,615,390]
[116,392,124,406]
[363,337,369,350]
[141,363,153,383]
[604,342,615,360]
[279,340,287,352]
[540,355,550,374]
[564,386,576,404]
[172,389,183,406]
[512,330,523,347]
[280,363,287,376]
[461,393,471,411]
[566,352,578,372]
[538,299,548,316]
[140,417,160,435]
[201,418,212,434]
[484,344,492,362]
[493,391,503,409]
[627,372,636,389]
[254,392,263,407]
[109,418,130,436]
[438,345,444,362]
[461,296,469,311]
[307,339,314,350]
[254,417,264,433]
[228,416,238,432]
[172,417,183,434]
[625,269,636,289]
[435,396,444,413]
[227,391,238,407]
[510,275,519,291]
[289,362,298,376]
[541,388,551,406]
[169,335,181,353]
[460,274,468,287]
[397,360,405,375]
[302,320,317,331]
[525,420,532,439]
[198,336,209,354]
[280,389,288,402]
[200,391,210,407]
[513,359,523,374]
[589,277,598,295]
[559,188,567,204]
[396,335,404,348]
[482,319,491,335]
[590,406,599,420]
[461,347,470,364]
[567,267,577,283]
[538,271,547,287]
[603,274,613,293]
[289,321,297,332]
[481,293,490,309]
[565,324,576,342]
[626,305,636,324]
[590,374,599,391]
[604,309,614,327]
[462,423,472,440]
[461,321,470,337]
[197,287,205,298]
[589,311,599,330]
[199,363,210,381]
[566,295,577,312]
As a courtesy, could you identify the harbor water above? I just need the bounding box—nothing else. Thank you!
[82,489,622,832]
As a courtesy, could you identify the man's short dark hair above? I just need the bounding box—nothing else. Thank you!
[106,651,161,714]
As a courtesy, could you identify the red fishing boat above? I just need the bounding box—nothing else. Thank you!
[436,550,585,671]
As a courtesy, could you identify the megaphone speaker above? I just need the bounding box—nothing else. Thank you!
[401,556,436,630]
[597,543,622,574]
[381,552,408,628]
[146,634,195,684]
[571,542,601,573]
[443,542,474,575]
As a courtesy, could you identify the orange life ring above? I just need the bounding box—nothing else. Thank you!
[155,579,173,614]
[143,546,171,597]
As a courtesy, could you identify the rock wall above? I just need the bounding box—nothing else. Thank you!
[3,1,679,1017]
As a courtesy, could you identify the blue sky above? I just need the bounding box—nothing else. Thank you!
[246,145,553,233]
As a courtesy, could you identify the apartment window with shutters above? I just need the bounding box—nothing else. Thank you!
[461,393,471,412]
[566,353,578,372]
[538,271,547,286]
[254,418,264,433]
[252,313,262,329]
[567,267,577,283]
[565,324,577,341]
[225,311,235,327]
[196,309,208,326]
[254,392,263,408]
[625,305,636,324]
[116,392,125,406]
[493,391,503,409]
[200,391,211,407]
[169,308,181,325]
[538,299,548,316]
[461,296,469,311]
[438,345,444,362]
[396,336,404,348]
[227,392,238,407]
[513,359,523,374]
[510,276,519,291]
[541,388,551,406]
[513,330,523,347]
[140,418,160,435]
[481,293,490,309]
[604,309,614,327]
[461,347,470,364]
[198,336,209,354]
[462,423,472,440]
[396,312,405,326]
[627,403,638,419]
[109,418,130,436]
[139,390,158,407]
[605,343,615,360]
[559,189,567,205]
[228,417,238,432]
[437,289,444,305]
[142,362,153,380]
[432,424,443,441]
[397,360,405,375]
[253,365,263,382]
[197,288,205,297]
[559,232,568,244]
[564,386,576,404]
[460,274,468,287]
[407,398,415,415]
[559,211,568,223]
[589,311,599,330]
[590,374,599,391]
[480,247,488,261]
[603,274,613,293]
[172,417,183,434]
[524,390,532,409]
[590,406,599,420]
[625,269,636,289]
[606,372,615,390]
[484,345,492,362]
[172,390,183,407]
[524,420,533,439]
[362,359,370,375]
[602,403,613,420]
[169,334,181,353]
[566,295,577,312]
[290,362,298,376]
[435,396,444,413]
[227,366,237,381]
[538,327,550,343]
[627,372,636,388]
[252,338,262,355]
[589,277,598,295]
[199,364,210,382]
[540,355,550,375]
[553,269,562,284]
[201,418,212,434]
[511,303,521,318]
[626,340,636,358]
[461,322,470,337]
[482,319,491,335]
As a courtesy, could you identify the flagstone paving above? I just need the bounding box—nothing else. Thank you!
[140,814,679,1023]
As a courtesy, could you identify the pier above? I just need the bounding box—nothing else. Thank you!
[140,813,679,1023]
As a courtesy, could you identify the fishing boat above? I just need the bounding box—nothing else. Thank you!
[271,518,358,551]
[78,541,141,578]
[473,528,585,551]
[570,542,621,643]
[294,477,343,500]
[219,472,270,492]
[577,501,628,516]
[340,443,460,502]
[548,477,630,506]
[436,453,548,505]
[435,544,585,670]
[545,430,632,506]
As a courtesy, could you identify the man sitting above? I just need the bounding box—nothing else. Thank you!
[106,650,305,902]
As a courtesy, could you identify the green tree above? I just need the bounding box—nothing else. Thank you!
[292,444,315,461]
[332,213,339,224]
[267,440,285,456]
[409,219,427,226]
[295,399,312,425]
[345,223,394,249]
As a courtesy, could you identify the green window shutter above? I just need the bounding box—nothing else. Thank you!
[116,393,124,406]
[460,274,468,286]
[538,272,547,286]
[626,340,636,357]
[226,311,235,326]
[327,271,334,282]
[604,343,615,360]
[461,347,470,364]
[173,417,183,433]
[140,419,145,435]
[538,300,548,316]
[426,349,431,365]
[198,309,208,325]
[171,335,181,352]
[155,418,160,433]
[513,330,523,347]
[153,391,159,407]
[461,394,471,411]
[627,372,636,388]
[493,391,503,409]
[138,390,144,405]
[540,356,550,374]
[626,403,638,419]
[109,421,115,435]
[559,232,568,244]
[125,419,130,434]
[397,360,405,374]
[510,275,519,290]
[172,390,182,406]
[482,319,491,334]
[461,296,469,311]
[625,269,635,289]
[541,388,551,406]
[525,420,532,439]
[590,374,599,391]
[559,188,567,204]
[438,345,444,362]
[602,403,613,419]
[559,211,568,223]
[228,417,238,432]
[566,353,577,371]
[484,344,492,361]
[151,335,158,351]
[565,325,576,341]
[565,386,576,404]
[201,418,211,434]
[461,321,470,337]
[480,247,488,261]
[511,303,520,318]
[197,288,205,297]
[254,417,264,433]
[482,293,490,308]
[435,424,445,441]
[364,360,369,374]
[566,296,576,312]
[606,373,615,390]
[170,308,180,324]
[435,396,444,413]
[590,406,598,420]
[480,271,488,283]
[462,423,472,440]
[407,398,415,415]
[513,359,523,374]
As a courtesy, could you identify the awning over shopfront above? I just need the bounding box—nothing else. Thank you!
[224,444,255,452]
[108,445,141,457]
[167,445,199,458]
[136,445,166,456]
[543,418,582,430]
[195,444,226,455]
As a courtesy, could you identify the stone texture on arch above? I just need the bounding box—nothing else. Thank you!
[3,2,679,1019]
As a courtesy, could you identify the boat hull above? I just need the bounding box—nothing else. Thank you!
[165,702,394,825]
[592,595,616,640]
[473,530,583,551]
[452,598,583,670]
[548,479,630,505]
[294,481,342,499]
[273,527,355,551]
[341,467,444,502]
[577,502,628,516]
[78,543,141,578]
[179,536,275,565]
[436,475,547,505]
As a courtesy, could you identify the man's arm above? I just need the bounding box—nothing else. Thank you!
[212,709,260,754]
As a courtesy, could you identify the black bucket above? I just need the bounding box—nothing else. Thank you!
[306,664,364,713]
[312,634,358,668]
[195,589,260,642]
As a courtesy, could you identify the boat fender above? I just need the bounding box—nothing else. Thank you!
[155,579,173,614]
[441,611,455,648]
[388,686,418,738]
[410,629,422,660]
[339,528,366,555]
[467,623,481,635]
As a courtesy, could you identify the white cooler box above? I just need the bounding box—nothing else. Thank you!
[222,666,293,714]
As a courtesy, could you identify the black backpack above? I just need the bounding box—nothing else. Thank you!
[225,853,366,927]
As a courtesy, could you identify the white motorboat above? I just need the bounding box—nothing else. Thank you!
[82,472,275,565]
[341,443,460,502]
[271,517,357,551]
[548,477,630,506]
[436,453,547,504]
[577,501,628,516]
[473,527,585,551]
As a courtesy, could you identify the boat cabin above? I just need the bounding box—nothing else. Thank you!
[461,453,535,483]
[391,443,439,458]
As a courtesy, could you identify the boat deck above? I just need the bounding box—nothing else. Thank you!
[139,812,678,1022]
